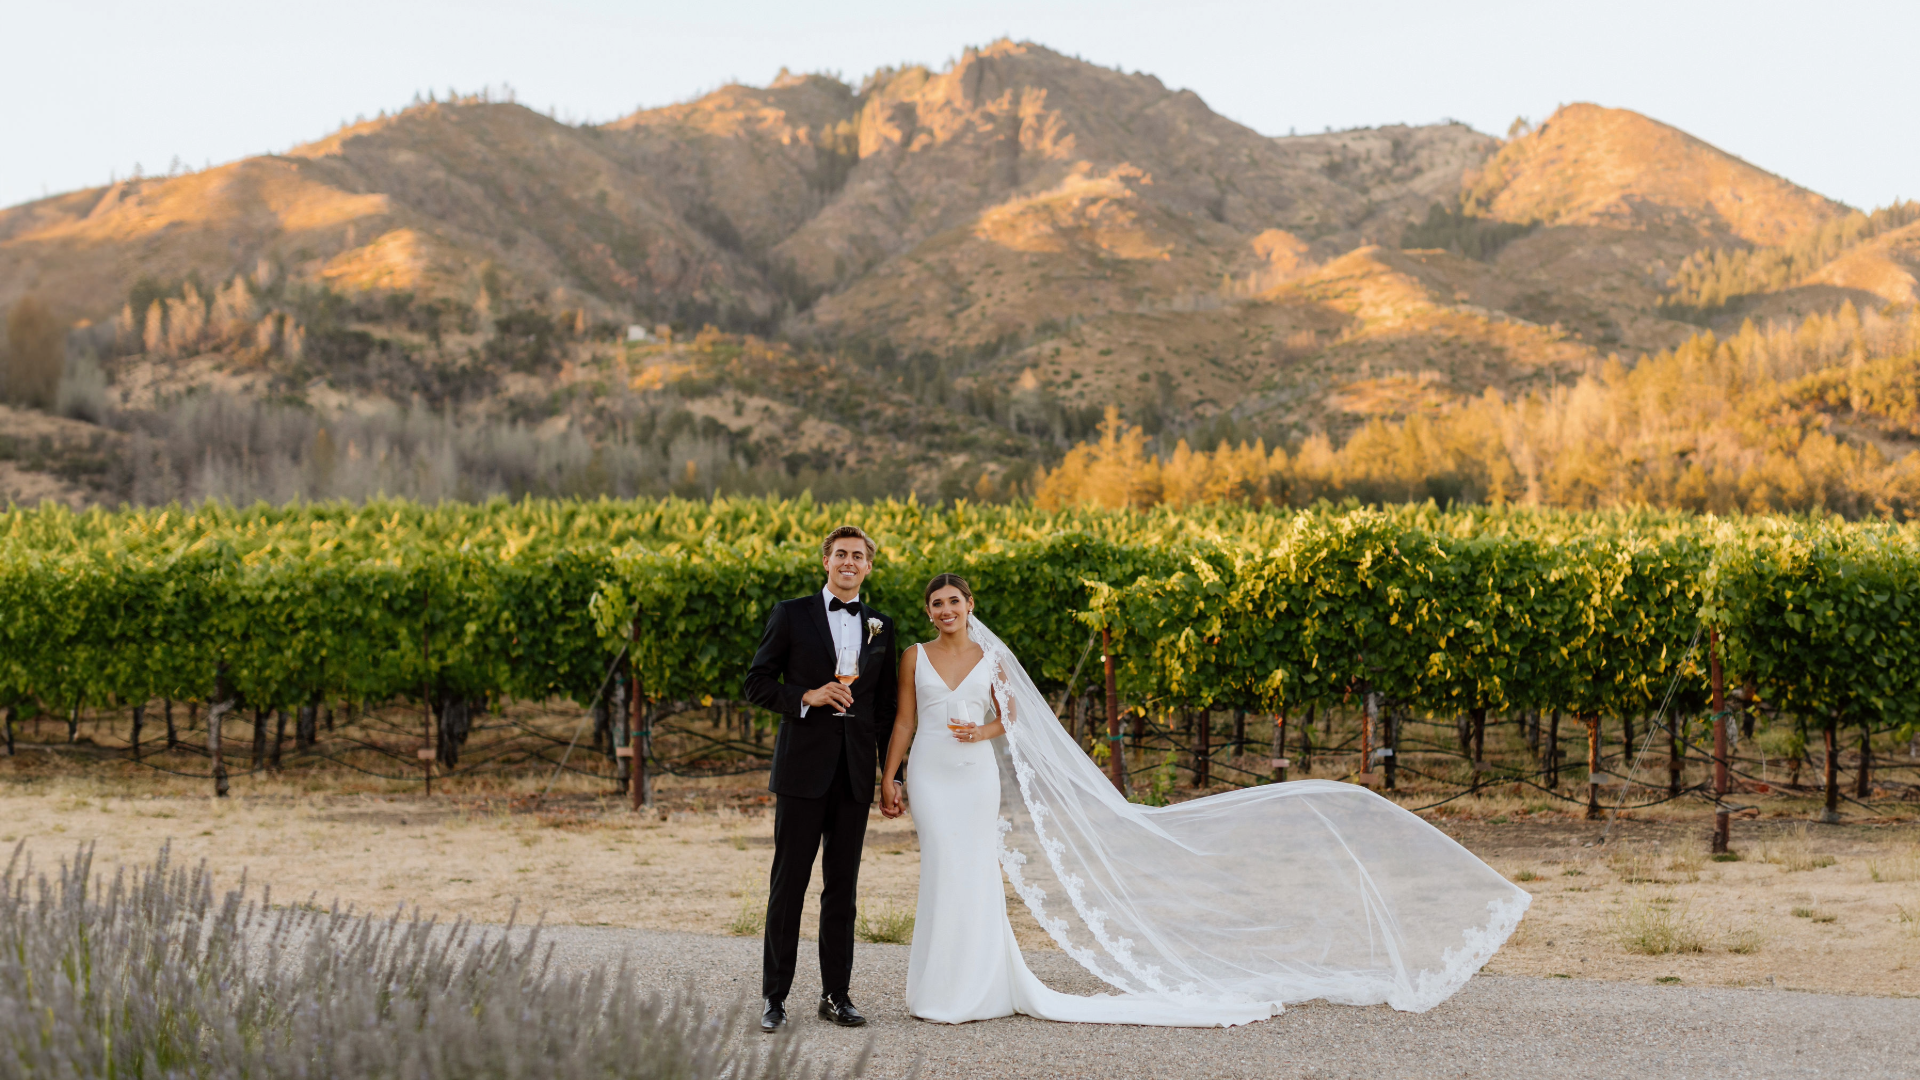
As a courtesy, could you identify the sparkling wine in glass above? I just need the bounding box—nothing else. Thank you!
[947,702,978,765]
[833,644,860,717]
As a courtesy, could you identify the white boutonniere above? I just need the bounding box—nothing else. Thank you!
[866,616,883,643]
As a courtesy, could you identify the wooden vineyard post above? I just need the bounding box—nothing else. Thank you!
[1821,716,1840,823]
[610,675,628,795]
[1668,711,1684,798]
[1232,709,1246,754]
[3,704,13,756]
[1709,631,1735,844]
[1193,708,1210,790]
[1357,689,1377,787]
[629,624,648,811]
[130,704,144,763]
[1471,707,1487,795]
[1584,715,1601,820]
[208,673,231,799]
[421,588,439,796]
[1102,628,1123,794]
[210,705,227,797]
[1546,710,1561,789]
[1272,712,1288,783]
[1856,727,1872,799]
[1382,705,1397,791]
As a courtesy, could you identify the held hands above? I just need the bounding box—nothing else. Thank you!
[880,778,906,818]
[801,682,855,711]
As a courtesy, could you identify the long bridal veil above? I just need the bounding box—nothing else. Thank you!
[971,618,1529,1014]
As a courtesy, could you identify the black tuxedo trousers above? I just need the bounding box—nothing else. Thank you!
[742,593,898,1002]
[762,752,863,1000]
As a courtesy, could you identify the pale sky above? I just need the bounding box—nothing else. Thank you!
[4,1,1913,213]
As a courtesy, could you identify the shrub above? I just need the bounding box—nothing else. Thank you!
[1400,203,1537,261]
[55,351,109,423]
[3,294,64,409]
[1,844,860,1079]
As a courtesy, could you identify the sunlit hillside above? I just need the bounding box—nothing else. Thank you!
[0,39,1914,513]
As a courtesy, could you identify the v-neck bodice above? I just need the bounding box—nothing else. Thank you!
[912,643,994,733]
[916,643,987,695]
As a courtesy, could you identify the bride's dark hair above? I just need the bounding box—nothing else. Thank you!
[923,572,973,605]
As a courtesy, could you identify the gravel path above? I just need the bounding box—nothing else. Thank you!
[508,923,1917,1080]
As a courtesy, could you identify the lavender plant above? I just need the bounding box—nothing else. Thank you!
[1,844,868,1079]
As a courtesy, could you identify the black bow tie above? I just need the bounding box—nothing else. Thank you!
[829,597,862,616]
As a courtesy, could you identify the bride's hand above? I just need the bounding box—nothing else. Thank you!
[956,720,1005,744]
[880,778,906,817]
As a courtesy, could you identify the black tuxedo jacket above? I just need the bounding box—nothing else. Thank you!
[742,593,898,803]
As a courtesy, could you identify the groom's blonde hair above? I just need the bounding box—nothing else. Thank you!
[821,525,876,560]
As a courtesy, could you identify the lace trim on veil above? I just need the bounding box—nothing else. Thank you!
[973,619,1526,1014]
[1401,891,1531,1012]
[986,657,1139,993]
[989,645,1238,1005]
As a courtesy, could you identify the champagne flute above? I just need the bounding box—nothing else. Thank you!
[832,644,860,717]
[947,701,978,765]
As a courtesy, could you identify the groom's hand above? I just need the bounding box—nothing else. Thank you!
[880,780,905,818]
[802,682,854,711]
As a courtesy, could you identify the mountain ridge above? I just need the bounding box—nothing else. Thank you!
[0,38,1906,509]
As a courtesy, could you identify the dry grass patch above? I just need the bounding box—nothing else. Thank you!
[1607,846,1668,884]
[854,902,914,945]
[1867,844,1920,883]
[1723,923,1766,954]
[1666,849,1705,883]
[1612,891,1708,955]
[726,879,767,938]
[1757,824,1838,872]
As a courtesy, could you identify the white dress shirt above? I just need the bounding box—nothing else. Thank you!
[801,585,863,717]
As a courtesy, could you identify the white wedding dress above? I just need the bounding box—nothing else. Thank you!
[904,643,1273,1026]
[901,622,1529,1027]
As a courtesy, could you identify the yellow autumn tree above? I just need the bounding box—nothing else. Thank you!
[1035,407,1157,509]
[1036,304,1920,518]
[1036,407,1290,509]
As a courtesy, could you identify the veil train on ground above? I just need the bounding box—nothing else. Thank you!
[973,617,1529,1014]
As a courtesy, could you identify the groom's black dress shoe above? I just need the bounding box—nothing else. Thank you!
[760,998,786,1033]
[818,993,867,1027]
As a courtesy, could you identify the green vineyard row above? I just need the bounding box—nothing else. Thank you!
[2,498,1916,745]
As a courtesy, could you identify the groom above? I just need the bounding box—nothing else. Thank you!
[743,525,897,1033]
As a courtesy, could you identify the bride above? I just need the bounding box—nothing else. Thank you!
[879,573,1528,1027]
